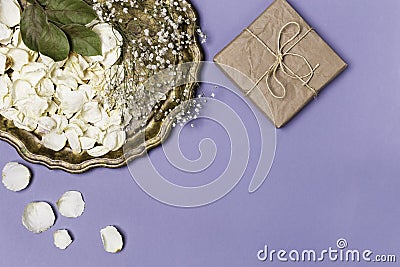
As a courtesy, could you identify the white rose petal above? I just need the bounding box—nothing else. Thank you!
[0,53,6,75]
[51,69,78,90]
[12,79,35,100]
[77,84,96,100]
[36,116,57,134]
[22,202,55,234]
[87,145,110,157]
[2,162,30,192]
[0,75,11,109]
[54,229,73,250]
[81,101,102,123]
[42,131,67,151]
[46,101,59,116]
[56,191,85,218]
[36,78,55,97]
[103,129,126,151]
[59,90,86,117]
[65,129,81,154]
[69,117,88,132]
[93,23,123,53]
[0,71,11,94]
[102,46,121,68]
[51,114,68,132]
[0,107,20,121]
[0,0,21,28]
[20,62,47,87]
[79,136,96,150]
[14,95,48,118]
[38,53,65,71]
[100,226,123,253]
[7,48,29,71]
[84,62,105,89]
[0,22,12,44]
[13,116,37,131]
[64,54,89,80]
[91,23,122,67]
[84,125,104,142]
[93,108,109,130]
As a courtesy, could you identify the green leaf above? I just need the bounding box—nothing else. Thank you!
[25,0,48,6]
[61,24,102,56]
[20,4,47,52]
[37,0,49,6]
[45,0,97,25]
[38,23,70,61]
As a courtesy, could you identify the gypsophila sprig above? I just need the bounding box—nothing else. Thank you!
[88,0,202,128]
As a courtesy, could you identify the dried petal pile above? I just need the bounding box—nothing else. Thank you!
[0,0,126,156]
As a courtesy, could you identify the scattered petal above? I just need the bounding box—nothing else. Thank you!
[54,229,73,250]
[100,226,123,253]
[2,162,30,191]
[56,191,85,218]
[22,202,55,234]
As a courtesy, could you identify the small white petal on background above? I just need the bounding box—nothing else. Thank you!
[22,202,56,234]
[56,191,85,218]
[53,229,73,250]
[2,162,30,191]
[100,226,123,253]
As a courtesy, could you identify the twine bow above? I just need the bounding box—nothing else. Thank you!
[245,22,319,99]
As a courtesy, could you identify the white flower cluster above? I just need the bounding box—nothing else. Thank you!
[0,0,126,157]
[91,0,200,130]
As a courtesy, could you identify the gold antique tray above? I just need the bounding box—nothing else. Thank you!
[0,0,202,173]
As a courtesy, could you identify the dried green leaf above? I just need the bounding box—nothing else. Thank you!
[45,0,97,25]
[20,4,47,52]
[38,23,70,61]
[61,24,102,56]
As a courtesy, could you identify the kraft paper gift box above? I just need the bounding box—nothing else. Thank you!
[214,0,347,128]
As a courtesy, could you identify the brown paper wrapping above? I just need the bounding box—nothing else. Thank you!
[214,0,347,128]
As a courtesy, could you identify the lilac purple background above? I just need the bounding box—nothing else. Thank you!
[1,0,400,266]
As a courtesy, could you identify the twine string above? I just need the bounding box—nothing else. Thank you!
[245,21,319,99]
